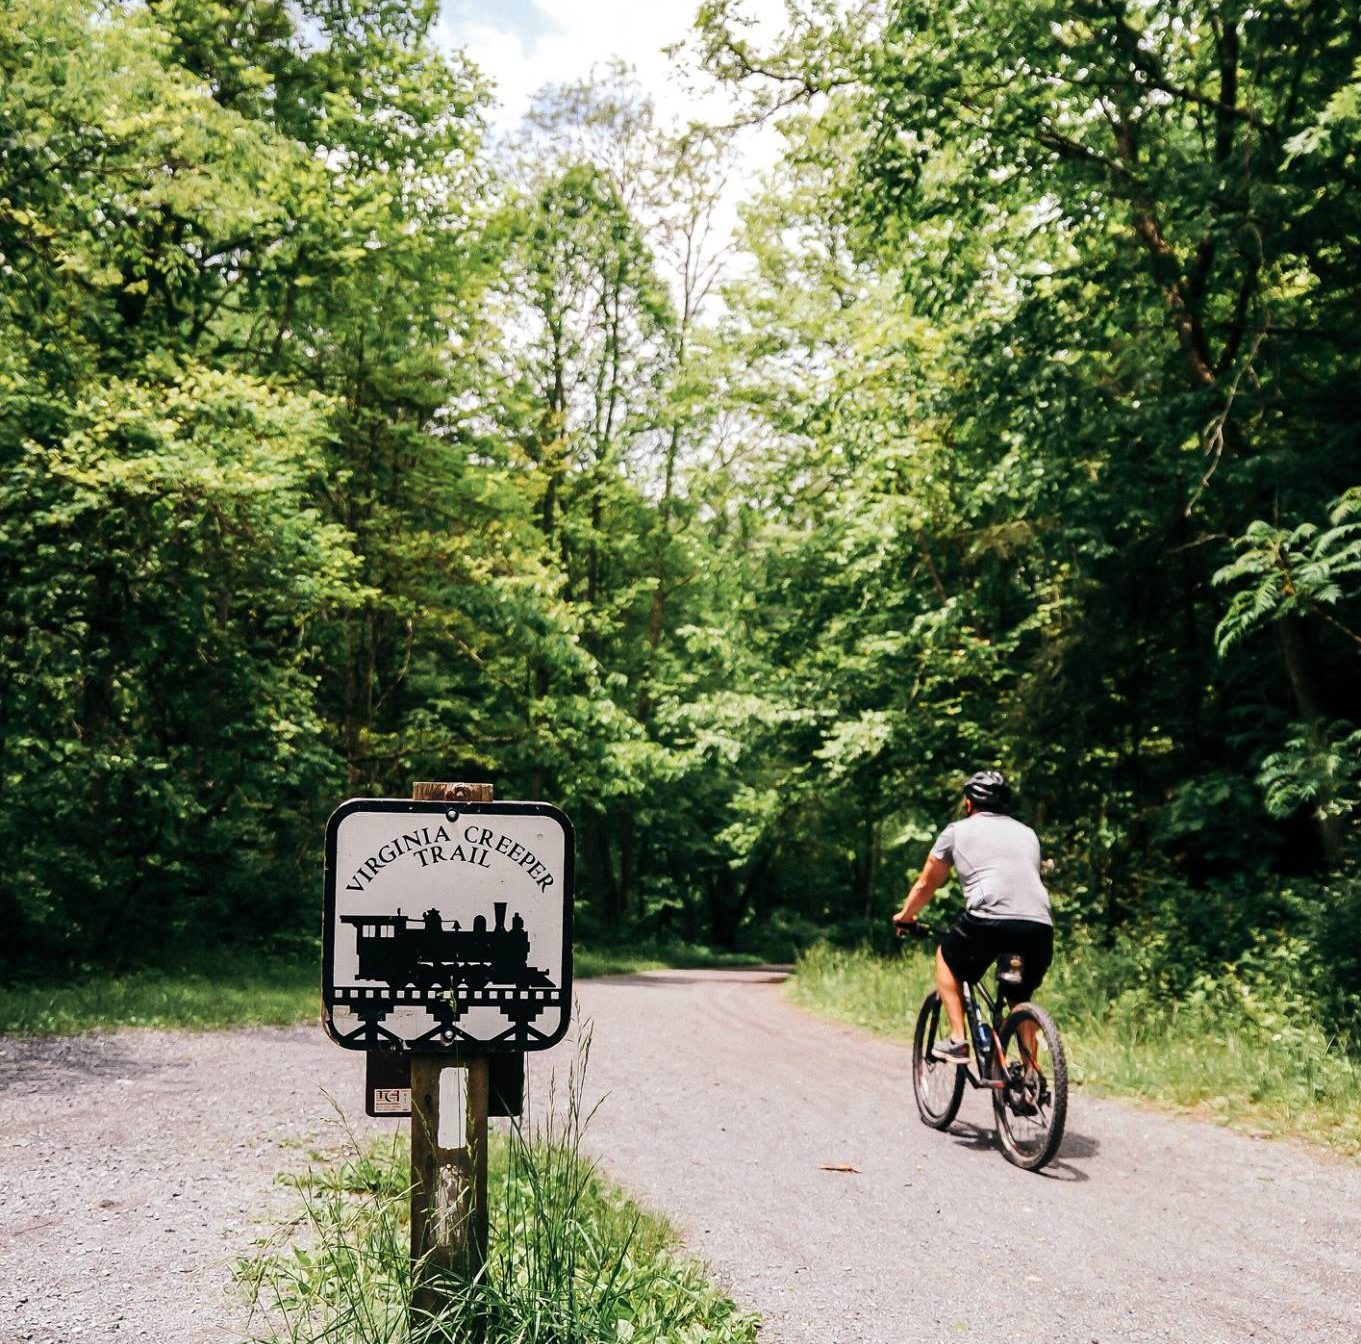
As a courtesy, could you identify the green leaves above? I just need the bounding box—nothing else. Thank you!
[1257,721,1361,826]
[4,0,1358,977]
[1213,490,1361,655]
[0,359,358,962]
[683,0,1361,934]
[0,0,499,969]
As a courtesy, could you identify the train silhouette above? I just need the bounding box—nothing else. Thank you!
[341,900,556,991]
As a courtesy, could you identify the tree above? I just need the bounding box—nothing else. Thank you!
[0,0,505,967]
[692,0,1361,917]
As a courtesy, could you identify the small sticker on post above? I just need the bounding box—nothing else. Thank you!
[372,1088,411,1115]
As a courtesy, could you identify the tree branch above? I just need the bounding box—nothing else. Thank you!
[1112,115,1217,386]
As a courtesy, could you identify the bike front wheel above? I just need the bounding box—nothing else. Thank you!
[912,990,966,1130]
[993,1002,1068,1171]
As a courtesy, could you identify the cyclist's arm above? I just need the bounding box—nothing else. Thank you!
[893,855,951,926]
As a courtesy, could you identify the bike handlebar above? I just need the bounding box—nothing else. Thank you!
[893,918,934,941]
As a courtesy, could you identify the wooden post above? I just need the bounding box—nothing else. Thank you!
[409,780,493,1329]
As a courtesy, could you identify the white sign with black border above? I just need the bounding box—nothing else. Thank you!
[323,799,573,1053]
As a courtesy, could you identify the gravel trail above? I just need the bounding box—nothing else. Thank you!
[0,1026,397,1343]
[2,967,1358,1344]
[575,969,1361,1344]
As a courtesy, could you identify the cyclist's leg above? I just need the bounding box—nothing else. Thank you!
[934,947,967,1041]
[1002,991,1040,1061]
[1008,923,1054,1065]
[937,914,991,1044]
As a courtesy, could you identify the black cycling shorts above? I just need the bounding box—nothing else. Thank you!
[939,911,1053,1002]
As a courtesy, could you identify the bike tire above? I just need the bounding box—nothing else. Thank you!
[912,990,966,1130]
[993,1002,1068,1171]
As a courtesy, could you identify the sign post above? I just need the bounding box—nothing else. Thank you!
[409,780,492,1322]
[321,780,573,1332]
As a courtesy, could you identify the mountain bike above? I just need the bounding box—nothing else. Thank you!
[903,923,1068,1171]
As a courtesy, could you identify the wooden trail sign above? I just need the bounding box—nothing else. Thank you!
[322,795,574,1054]
[321,781,574,1331]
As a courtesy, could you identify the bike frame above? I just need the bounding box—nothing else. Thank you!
[900,921,1040,1092]
[958,978,1009,1092]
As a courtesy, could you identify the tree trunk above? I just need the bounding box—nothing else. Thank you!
[862,816,881,918]
[591,819,622,923]
[1274,616,1345,864]
[618,810,635,916]
[706,866,741,949]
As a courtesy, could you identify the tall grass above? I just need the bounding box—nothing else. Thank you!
[237,1039,759,1343]
[789,940,1361,1158]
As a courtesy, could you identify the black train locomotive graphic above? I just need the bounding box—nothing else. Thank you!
[331,900,563,1049]
[342,900,554,990]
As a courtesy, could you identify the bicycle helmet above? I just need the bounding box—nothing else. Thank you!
[963,769,1012,810]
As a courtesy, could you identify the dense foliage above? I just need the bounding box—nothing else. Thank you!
[2,1,1357,1024]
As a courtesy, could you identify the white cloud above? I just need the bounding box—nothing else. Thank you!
[435,1,788,131]
[432,2,794,295]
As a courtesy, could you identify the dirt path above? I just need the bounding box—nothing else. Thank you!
[2,968,1358,1343]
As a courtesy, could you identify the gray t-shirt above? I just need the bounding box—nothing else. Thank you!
[930,812,1052,925]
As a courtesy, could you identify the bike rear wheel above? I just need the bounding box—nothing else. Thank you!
[912,990,966,1129]
[993,1002,1068,1171]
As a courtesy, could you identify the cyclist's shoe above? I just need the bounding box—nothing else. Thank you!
[1007,1063,1040,1116]
[931,1037,969,1065]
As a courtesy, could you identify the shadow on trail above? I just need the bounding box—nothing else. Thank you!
[0,1035,174,1096]
[946,1118,1098,1182]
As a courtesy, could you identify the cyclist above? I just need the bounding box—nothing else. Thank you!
[891,770,1053,1064]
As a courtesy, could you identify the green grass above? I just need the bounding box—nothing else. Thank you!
[0,938,781,1035]
[0,952,320,1034]
[238,1045,759,1344]
[788,940,1361,1159]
